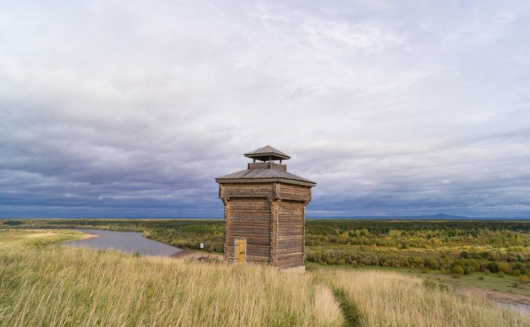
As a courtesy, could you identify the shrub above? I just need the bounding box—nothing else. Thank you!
[479,251,491,259]
[452,265,464,275]
[423,258,440,270]
[497,262,512,274]
[468,260,481,272]
[487,262,499,273]
[518,275,530,284]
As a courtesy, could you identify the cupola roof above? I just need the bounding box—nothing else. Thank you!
[244,145,291,161]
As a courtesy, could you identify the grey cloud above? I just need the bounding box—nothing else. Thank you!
[1,1,529,217]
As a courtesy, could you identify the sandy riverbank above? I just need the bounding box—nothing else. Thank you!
[78,232,101,240]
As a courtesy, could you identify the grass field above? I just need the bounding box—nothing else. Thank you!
[1,230,529,327]
[308,262,530,296]
[4,218,530,302]
[4,219,530,300]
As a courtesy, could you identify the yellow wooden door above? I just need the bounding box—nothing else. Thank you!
[235,239,246,264]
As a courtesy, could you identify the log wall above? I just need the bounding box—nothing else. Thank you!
[276,200,305,268]
[276,184,311,202]
[225,198,271,264]
[220,183,273,199]
[220,182,311,269]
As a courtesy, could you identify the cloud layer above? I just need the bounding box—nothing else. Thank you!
[1,1,529,217]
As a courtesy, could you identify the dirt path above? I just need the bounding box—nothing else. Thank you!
[460,287,530,305]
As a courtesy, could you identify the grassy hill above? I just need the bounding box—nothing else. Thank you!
[1,230,529,326]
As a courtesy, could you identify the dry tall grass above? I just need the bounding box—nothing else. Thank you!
[1,245,343,327]
[1,230,528,327]
[321,269,530,327]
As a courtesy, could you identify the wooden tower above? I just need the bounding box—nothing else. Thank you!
[215,145,316,270]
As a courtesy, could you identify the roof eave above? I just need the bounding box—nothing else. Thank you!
[215,177,316,187]
[244,153,291,160]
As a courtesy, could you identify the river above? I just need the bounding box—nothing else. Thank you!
[65,229,182,257]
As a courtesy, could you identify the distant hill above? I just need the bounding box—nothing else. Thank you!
[421,213,468,219]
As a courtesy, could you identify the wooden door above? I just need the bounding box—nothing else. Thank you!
[235,239,246,264]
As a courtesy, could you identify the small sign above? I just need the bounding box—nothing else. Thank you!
[199,243,204,249]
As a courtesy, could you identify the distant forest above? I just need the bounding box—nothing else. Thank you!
[3,219,530,280]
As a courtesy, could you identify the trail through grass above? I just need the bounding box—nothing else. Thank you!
[331,288,363,327]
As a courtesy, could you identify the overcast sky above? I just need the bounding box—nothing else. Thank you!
[1,1,529,218]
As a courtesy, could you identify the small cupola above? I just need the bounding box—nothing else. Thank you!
[244,145,290,171]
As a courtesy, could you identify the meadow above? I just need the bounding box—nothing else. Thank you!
[1,229,529,326]
[4,219,530,297]
[7,219,530,275]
